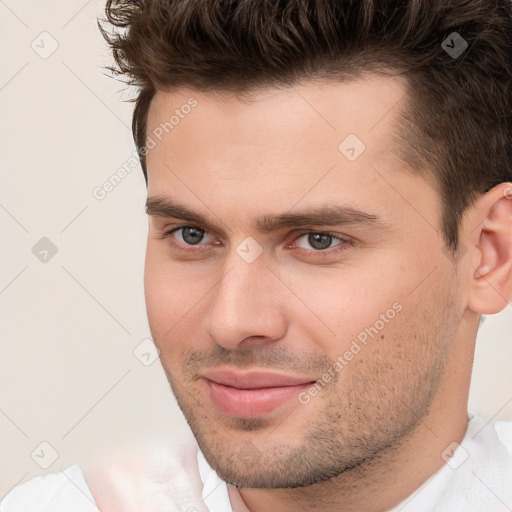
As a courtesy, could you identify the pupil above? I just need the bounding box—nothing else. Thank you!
[309,233,332,250]
[183,227,204,245]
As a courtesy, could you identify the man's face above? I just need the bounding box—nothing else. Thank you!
[144,75,465,487]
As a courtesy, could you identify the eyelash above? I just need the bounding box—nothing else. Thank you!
[160,225,353,257]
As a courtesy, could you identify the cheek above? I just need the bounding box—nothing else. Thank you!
[279,265,406,355]
[143,242,214,347]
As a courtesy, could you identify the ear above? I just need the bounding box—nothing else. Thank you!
[466,182,512,315]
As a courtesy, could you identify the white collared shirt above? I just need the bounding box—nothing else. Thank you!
[2,413,511,512]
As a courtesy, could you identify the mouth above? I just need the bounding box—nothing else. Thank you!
[200,369,316,418]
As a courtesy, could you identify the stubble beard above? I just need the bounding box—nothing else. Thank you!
[165,344,449,489]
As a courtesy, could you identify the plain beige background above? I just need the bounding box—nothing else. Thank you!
[1,0,511,499]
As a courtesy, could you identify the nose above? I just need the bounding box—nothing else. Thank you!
[206,253,288,350]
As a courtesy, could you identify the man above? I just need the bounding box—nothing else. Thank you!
[2,0,512,510]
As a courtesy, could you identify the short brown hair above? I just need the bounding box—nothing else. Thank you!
[99,0,512,252]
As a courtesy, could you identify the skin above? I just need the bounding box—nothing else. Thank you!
[142,75,512,512]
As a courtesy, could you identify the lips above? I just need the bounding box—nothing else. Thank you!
[201,369,316,418]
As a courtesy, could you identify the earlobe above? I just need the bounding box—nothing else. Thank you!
[467,182,512,315]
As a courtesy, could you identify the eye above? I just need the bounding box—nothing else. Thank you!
[175,226,208,245]
[163,226,216,249]
[294,232,342,251]
[161,226,352,258]
[289,231,353,257]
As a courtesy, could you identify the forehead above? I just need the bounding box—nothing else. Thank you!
[145,75,409,180]
[146,74,408,157]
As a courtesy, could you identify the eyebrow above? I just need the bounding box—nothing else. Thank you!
[145,196,388,233]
